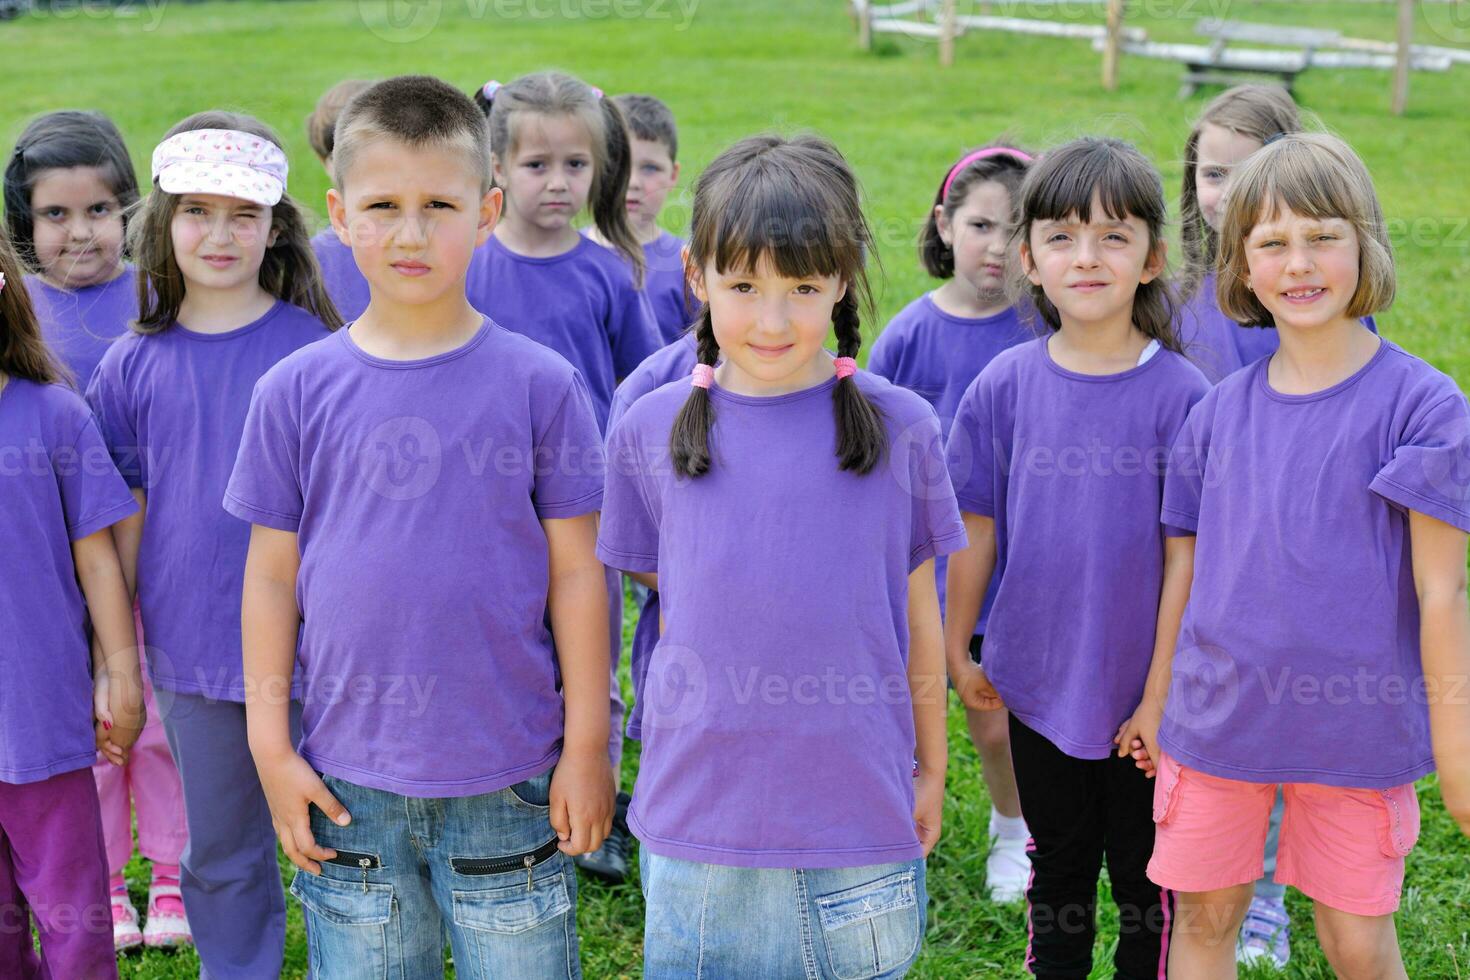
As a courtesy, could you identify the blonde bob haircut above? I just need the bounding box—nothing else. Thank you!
[1216,132,1394,327]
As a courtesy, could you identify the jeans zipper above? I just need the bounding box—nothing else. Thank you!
[323,849,382,893]
[450,837,561,891]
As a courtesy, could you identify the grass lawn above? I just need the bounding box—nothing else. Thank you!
[4,1,1468,976]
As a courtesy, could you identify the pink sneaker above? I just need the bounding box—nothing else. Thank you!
[112,894,143,951]
[142,883,193,948]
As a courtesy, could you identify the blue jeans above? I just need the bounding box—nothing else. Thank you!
[640,850,926,979]
[291,768,580,979]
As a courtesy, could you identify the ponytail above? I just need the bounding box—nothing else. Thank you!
[830,290,885,474]
[0,228,68,386]
[590,95,644,287]
[669,307,720,478]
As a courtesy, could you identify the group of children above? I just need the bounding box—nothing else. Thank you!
[1,67,1467,980]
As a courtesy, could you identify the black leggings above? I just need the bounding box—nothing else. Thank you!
[1008,714,1173,980]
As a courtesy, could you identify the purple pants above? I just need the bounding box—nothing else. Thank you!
[0,768,115,979]
[158,690,300,980]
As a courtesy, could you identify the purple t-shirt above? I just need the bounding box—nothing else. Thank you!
[598,371,968,867]
[86,301,331,701]
[25,269,137,388]
[606,334,699,741]
[224,319,605,797]
[310,228,371,324]
[1179,272,1378,384]
[1159,340,1470,788]
[1,379,138,784]
[466,235,662,432]
[869,295,1037,633]
[642,231,692,345]
[947,337,1210,759]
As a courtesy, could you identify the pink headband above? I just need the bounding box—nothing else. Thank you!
[151,129,288,207]
[834,357,857,380]
[691,364,714,389]
[941,147,1034,203]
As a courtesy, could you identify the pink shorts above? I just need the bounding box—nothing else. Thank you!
[1146,753,1419,917]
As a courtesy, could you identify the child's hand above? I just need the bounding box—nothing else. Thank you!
[92,673,132,767]
[254,747,350,874]
[951,660,1004,712]
[913,766,945,856]
[1114,701,1163,778]
[549,747,614,856]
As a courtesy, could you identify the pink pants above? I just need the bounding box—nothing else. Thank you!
[90,612,187,876]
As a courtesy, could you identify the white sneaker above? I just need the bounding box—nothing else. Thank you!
[985,833,1031,903]
[111,894,142,951]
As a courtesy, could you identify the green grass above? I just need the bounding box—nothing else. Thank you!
[4,1,1468,976]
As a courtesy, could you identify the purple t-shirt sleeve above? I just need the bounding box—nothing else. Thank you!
[596,417,660,573]
[866,328,896,381]
[58,409,139,540]
[84,348,143,489]
[224,374,304,532]
[1369,390,1470,532]
[531,372,606,519]
[907,408,968,570]
[1162,399,1209,534]
[610,283,663,381]
[946,374,997,517]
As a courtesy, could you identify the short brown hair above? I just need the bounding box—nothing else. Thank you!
[305,79,374,162]
[333,75,491,194]
[1216,132,1394,327]
[612,93,677,161]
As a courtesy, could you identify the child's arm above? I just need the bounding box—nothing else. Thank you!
[111,490,147,598]
[628,570,658,591]
[909,559,948,856]
[1408,510,1470,836]
[943,512,1002,711]
[74,526,143,766]
[544,512,615,856]
[242,524,350,874]
[1115,534,1196,776]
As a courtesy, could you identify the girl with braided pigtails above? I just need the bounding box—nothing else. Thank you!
[598,133,964,979]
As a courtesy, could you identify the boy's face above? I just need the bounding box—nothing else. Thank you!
[329,138,499,310]
[625,137,679,230]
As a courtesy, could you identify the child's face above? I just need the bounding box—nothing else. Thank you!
[936,179,1011,299]
[29,166,126,289]
[626,138,679,228]
[691,253,845,392]
[170,193,275,294]
[493,113,594,234]
[1195,123,1265,232]
[329,139,499,309]
[1022,192,1163,330]
[1243,203,1360,332]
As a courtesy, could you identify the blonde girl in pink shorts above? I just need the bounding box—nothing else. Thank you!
[1115,133,1470,978]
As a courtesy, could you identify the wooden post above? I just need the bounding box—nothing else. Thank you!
[939,0,957,67]
[856,0,873,52]
[1102,0,1125,91]
[1392,0,1413,114]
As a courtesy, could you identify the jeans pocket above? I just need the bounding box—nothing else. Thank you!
[814,869,922,980]
[1375,784,1421,858]
[504,769,554,811]
[451,867,574,935]
[291,870,393,980]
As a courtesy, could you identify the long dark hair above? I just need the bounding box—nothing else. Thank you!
[129,110,342,334]
[0,226,68,386]
[4,109,140,272]
[1012,137,1181,353]
[477,71,645,287]
[670,134,886,479]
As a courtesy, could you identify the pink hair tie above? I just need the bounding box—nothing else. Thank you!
[941,147,1035,203]
[691,364,714,389]
[834,357,857,381]
[482,80,501,100]
[591,86,604,101]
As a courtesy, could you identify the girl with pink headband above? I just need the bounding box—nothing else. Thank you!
[867,142,1037,907]
[85,110,340,978]
[599,134,964,978]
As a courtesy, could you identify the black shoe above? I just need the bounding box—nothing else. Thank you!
[574,793,633,884]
